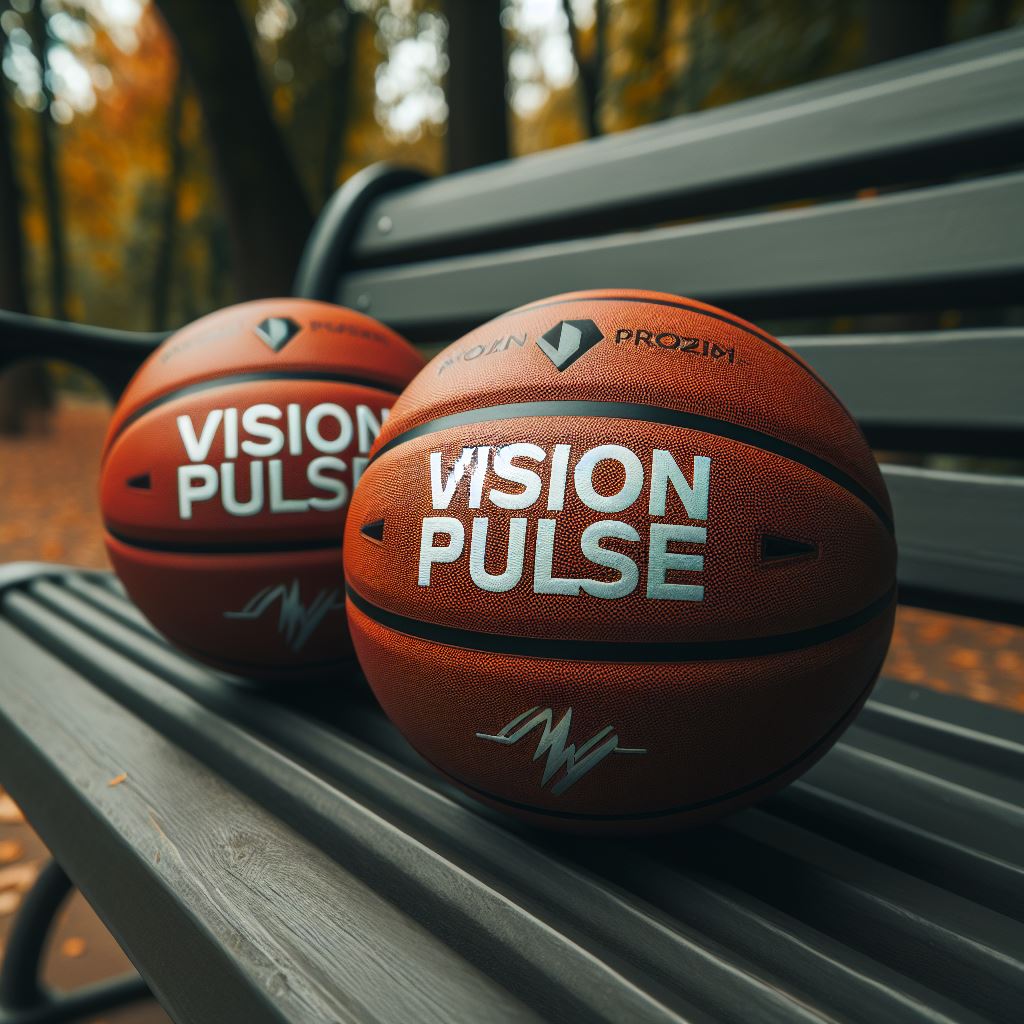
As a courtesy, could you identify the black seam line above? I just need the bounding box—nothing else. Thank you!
[346,583,896,664]
[106,370,402,452]
[503,293,837,398]
[370,400,894,533]
[426,658,883,821]
[105,527,342,555]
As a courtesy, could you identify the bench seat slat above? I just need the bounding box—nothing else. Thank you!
[2,567,1023,1024]
[0,610,543,1024]
[339,171,1024,341]
[2,588,695,1024]
[351,29,1024,263]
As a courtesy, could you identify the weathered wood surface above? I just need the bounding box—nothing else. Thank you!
[1,567,1022,1023]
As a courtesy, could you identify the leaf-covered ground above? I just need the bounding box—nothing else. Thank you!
[0,787,172,1023]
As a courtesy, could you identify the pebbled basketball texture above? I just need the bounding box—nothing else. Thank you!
[101,298,424,679]
[344,289,897,832]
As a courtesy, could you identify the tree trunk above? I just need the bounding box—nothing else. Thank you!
[863,0,949,65]
[0,10,27,316]
[27,0,67,319]
[680,0,709,114]
[0,3,54,437]
[154,0,314,298]
[562,0,604,136]
[443,0,509,171]
[320,7,361,205]
[151,70,187,330]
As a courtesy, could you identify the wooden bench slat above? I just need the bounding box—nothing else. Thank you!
[0,607,542,1024]
[3,586,690,1024]
[338,171,1024,341]
[22,577,852,1024]
[885,464,1024,621]
[791,329,1024,448]
[3,567,1022,1024]
[351,29,1024,263]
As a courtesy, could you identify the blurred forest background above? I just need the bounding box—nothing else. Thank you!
[1,0,1022,339]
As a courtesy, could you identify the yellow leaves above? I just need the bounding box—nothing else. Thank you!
[177,181,202,224]
[0,861,38,917]
[107,772,128,787]
[0,791,25,825]
[90,251,121,277]
[22,207,47,246]
[273,85,294,120]
[949,648,982,670]
[885,607,1024,712]
[0,840,23,864]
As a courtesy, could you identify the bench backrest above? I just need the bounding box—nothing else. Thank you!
[2,27,1022,625]
[295,26,1024,627]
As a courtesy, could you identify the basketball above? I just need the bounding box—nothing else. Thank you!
[343,289,897,832]
[100,298,424,679]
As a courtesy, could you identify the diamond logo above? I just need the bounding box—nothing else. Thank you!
[537,319,603,371]
[254,317,302,352]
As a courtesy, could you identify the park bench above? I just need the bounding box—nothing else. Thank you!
[1,25,1023,1024]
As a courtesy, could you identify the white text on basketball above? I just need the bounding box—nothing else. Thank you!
[174,402,388,518]
[418,444,709,601]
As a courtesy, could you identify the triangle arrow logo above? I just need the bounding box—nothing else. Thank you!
[360,518,385,542]
[760,534,818,561]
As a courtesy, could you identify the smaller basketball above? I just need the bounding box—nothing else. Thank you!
[344,289,897,832]
[100,299,424,680]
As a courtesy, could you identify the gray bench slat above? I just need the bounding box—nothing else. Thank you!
[25,576,989,1024]
[860,681,1024,774]
[3,586,694,1024]
[791,329,1024,446]
[351,30,1024,263]
[770,778,1024,921]
[6,567,1023,1024]
[339,171,1024,340]
[885,464,1024,619]
[662,811,1024,1021]
[0,610,541,1024]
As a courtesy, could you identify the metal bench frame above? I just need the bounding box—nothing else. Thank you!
[1,27,1022,1024]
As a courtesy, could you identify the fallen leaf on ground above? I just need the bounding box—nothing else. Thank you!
[107,772,128,787]
[0,840,23,863]
[0,792,25,824]
[61,936,87,958]
[0,862,38,892]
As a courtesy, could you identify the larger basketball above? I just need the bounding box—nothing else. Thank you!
[344,289,896,832]
[101,299,424,679]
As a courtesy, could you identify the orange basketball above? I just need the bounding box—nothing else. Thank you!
[100,299,424,679]
[344,289,896,832]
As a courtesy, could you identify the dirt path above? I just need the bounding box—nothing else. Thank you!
[0,397,109,569]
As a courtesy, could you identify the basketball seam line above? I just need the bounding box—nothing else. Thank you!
[345,582,896,663]
[419,659,882,821]
[103,369,403,455]
[368,399,894,533]
[104,528,342,555]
